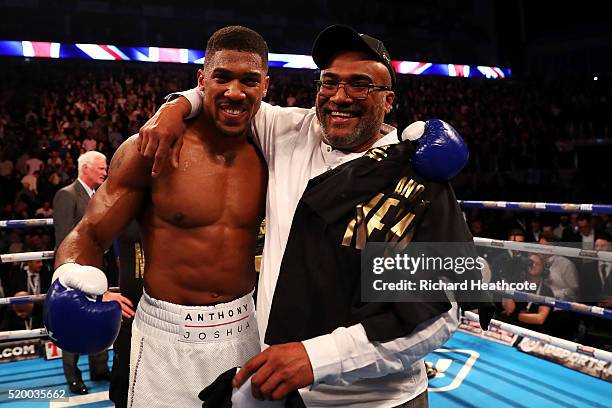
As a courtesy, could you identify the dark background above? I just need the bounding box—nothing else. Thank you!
[1,0,611,79]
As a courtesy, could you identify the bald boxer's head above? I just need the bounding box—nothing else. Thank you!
[312,25,395,152]
[198,26,270,138]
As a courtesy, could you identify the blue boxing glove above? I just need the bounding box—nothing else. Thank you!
[401,119,468,181]
[43,263,121,354]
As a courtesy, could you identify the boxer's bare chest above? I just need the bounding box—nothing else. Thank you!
[150,136,266,229]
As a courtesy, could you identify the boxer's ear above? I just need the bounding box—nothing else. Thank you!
[263,76,270,97]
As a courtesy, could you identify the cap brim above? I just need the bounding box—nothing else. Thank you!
[312,25,375,70]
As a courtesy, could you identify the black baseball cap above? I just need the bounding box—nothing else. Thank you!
[312,24,396,87]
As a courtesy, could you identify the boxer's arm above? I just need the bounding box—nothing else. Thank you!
[138,92,195,176]
[140,86,314,174]
[55,136,149,268]
[302,303,459,387]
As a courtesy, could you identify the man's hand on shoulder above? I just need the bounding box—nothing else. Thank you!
[232,342,314,401]
[137,96,191,177]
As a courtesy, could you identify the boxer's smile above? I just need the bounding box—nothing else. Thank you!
[198,49,269,138]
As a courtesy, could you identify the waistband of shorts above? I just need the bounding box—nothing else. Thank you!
[135,289,256,341]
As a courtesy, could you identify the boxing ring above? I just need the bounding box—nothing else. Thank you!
[1,200,611,407]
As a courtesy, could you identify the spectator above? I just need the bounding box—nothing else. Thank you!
[35,201,54,218]
[594,234,612,307]
[0,291,43,331]
[527,217,543,242]
[490,229,528,283]
[82,130,98,151]
[21,170,39,194]
[25,153,44,175]
[500,254,554,332]
[577,214,596,249]
[8,259,52,297]
[0,153,14,177]
[539,232,579,301]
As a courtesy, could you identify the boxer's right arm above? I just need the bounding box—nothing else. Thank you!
[46,136,149,353]
[55,135,150,269]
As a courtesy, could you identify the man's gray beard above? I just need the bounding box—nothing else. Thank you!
[319,113,384,151]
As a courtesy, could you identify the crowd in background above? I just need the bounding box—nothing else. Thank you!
[0,57,611,348]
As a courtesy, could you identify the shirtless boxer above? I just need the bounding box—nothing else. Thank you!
[45,26,269,407]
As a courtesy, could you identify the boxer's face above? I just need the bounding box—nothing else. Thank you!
[316,51,394,152]
[199,50,269,137]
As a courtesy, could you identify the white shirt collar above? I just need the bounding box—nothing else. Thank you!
[77,178,95,198]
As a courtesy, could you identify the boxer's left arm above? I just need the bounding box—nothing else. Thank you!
[234,305,459,400]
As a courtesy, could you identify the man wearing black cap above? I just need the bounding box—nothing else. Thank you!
[139,25,486,407]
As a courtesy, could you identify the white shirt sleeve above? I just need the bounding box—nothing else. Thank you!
[301,303,460,387]
[166,88,202,119]
[249,102,314,162]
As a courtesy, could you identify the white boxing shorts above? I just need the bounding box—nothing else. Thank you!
[128,290,260,407]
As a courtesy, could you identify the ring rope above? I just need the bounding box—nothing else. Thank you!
[0,287,120,305]
[0,328,48,341]
[463,311,612,363]
[501,290,612,320]
[459,200,612,214]
[1,251,55,263]
[0,200,609,230]
[4,238,610,264]
[474,237,612,262]
[0,219,53,228]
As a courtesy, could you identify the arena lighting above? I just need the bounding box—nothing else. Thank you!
[594,76,598,81]
[0,39,511,79]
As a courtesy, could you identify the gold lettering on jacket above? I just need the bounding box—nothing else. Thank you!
[365,146,389,161]
[342,193,383,246]
[342,178,425,249]
[394,177,425,200]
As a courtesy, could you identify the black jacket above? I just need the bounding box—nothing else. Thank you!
[266,141,493,345]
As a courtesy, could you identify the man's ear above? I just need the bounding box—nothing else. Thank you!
[263,76,270,97]
[384,91,395,114]
[197,69,205,91]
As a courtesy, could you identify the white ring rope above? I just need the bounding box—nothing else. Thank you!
[1,251,55,263]
[464,311,612,363]
[473,237,612,262]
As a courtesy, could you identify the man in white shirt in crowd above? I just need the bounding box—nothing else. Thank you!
[25,153,44,175]
[539,232,579,301]
[577,214,595,249]
[138,25,486,407]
